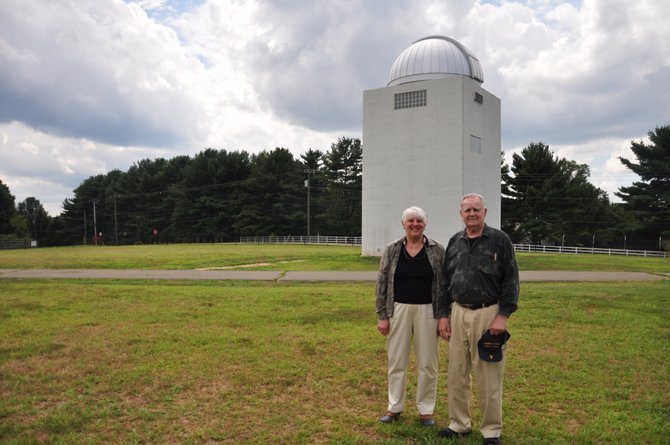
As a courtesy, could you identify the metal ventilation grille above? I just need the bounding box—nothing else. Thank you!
[394,90,427,109]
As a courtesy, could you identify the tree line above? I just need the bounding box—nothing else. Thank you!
[1,126,667,251]
[0,138,362,246]
[501,126,669,250]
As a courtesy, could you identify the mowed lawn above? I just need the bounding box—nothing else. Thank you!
[0,243,668,273]
[0,245,669,444]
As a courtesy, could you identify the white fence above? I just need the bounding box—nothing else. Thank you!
[0,239,35,250]
[513,244,667,258]
[238,236,667,258]
[239,235,362,245]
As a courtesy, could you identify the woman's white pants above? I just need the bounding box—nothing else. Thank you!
[386,303,439,415]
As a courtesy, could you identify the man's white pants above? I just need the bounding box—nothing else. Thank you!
[447,303,504,438]
[387,303,439,415]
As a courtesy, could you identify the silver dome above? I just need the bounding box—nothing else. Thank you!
[388,35,484,86]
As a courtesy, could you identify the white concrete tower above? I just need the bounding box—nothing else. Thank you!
[362,35,501,256]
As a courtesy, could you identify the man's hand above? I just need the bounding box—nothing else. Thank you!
[377,319,390,336]
[489,314,508,335]
[438,317,451,341]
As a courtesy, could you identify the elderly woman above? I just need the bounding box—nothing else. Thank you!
[375,206,445,427]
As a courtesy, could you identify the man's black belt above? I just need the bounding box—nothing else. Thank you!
[457,301,497,310]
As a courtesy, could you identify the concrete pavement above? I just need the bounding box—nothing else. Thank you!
[0,269,666,281]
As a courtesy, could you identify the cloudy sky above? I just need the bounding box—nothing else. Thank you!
[1,0,668,216]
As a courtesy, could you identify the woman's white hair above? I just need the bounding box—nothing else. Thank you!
[401,206,427,225]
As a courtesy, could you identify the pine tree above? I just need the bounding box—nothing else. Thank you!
[616,125,670,249]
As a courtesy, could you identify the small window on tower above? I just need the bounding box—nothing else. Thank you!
[470,135,481,154]
[394,90,427,109]
[474,92,484,104]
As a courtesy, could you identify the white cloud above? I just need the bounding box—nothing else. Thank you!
[551,137,641,202]
[492,0,670,147]
[0,0,668,217]
[0,121,174,214]
[503,133,645,204]
[0,0,207,147]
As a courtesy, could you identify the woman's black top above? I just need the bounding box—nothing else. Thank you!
[393,245,433,304]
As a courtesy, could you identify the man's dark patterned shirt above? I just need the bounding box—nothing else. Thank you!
[438,224,519,318]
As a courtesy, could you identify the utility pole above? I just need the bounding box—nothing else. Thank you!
[93,200,98,246]
[114,195,118,246]
[305,169,314,240]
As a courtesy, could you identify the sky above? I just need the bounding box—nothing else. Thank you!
[1,0,669,216]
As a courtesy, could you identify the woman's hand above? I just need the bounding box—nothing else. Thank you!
[377,319,390,336]
[438,317,451,341]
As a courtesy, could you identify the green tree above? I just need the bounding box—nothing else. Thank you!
[61,174,110,245]
[43,215,67,247]
[9,213,29,238]
[0,179,16,235]
[174,149,251,242]
[123,158,174,244]
[60,157,191,245]
[505,142,614,246]
[321,137,362,235]
[236,148,304,237]
[301,148,325,236]
[17,197,50,245]
[53,137,365,243]
[615,125,670,250]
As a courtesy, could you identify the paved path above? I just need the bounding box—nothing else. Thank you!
[0,269,666,281]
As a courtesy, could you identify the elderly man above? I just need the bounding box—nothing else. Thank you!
[437,193,519,445]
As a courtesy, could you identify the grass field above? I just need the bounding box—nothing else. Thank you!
[0,244,668,273]
[1,245,669,444]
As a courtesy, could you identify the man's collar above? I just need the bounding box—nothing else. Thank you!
[459,224,489,239]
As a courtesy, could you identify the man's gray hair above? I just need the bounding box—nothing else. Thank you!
[401,206,427,224]
[461,193,485,208]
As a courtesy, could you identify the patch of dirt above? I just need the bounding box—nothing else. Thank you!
[198,259,305,270]
[199,263,272,270]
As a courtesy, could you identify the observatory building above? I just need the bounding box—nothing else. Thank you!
[362,35,501,256]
